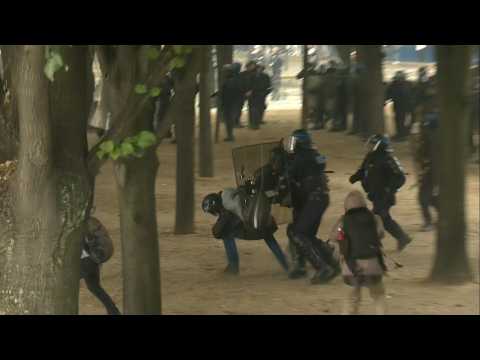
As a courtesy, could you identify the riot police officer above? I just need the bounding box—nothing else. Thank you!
[350,135,413,251]
[411,75,440,231]
[283,129,339,284]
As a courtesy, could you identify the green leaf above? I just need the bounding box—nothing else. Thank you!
[96,149,106,159]
[183,46,193,54]
[44,51,64,82]
[123,136,136,144]
[149,87,161,98]
[99,140,115,154]
[134,84,148,95]
[147,46,160,60]
[137,131,157,149]
[120,142,135,157]
[110,147,122,161]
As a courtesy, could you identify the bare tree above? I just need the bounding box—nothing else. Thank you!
[174,48,201,234]
[214,45,233,143]
[198,45,214,178]
[0,45,91,314]
[356,45,385,136]
[430,45,472,283]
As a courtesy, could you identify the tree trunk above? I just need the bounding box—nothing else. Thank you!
[301,45,309,128]
[214,45,232,143]
[357,45,384,136]
[199,45,214,178]
[97,46,162,314]
[48,45,92,312]
[174,50,200,234]
[114,117,161,314]
[0,45,19,162]
[430,45,472,283]
[0,45,93,315]
[0,46,59,314]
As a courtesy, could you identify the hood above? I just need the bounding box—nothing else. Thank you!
[344,190,367,211]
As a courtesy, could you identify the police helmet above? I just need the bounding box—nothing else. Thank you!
[202,193,223,215]
[285,129,312,154]
[366,134,391,152]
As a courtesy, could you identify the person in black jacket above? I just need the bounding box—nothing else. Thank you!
[386,71,413,142]
[202,193,289,275]
[80,217,121,315]
[282,129,339,284]
[349,134,412,251]
[219,65,242,142]
[236,61,257,128]
[248,64,272,129]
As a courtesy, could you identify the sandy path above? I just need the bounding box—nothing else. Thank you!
[79,109,479,315]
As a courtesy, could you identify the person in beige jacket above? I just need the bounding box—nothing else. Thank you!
[329,190,387,315]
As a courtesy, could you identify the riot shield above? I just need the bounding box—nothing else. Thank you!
[232,142,292,225]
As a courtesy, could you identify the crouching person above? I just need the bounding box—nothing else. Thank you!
[329,191,387,315]
[202,193,289,275]
[80,217,121,315]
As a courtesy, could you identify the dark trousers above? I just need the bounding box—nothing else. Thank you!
[222,233,289,272]
[418,171,439,225]
[222,106,236,139]
[334,102,348,130]
[248,97,265,129]
[372,195,410,244]
[80,257,121,315]
[289,193,331,271]
[394,108,408,138]
[234,97,246,127]
[313,105,325,129]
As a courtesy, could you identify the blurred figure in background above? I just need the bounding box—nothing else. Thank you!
[386,71,413,142]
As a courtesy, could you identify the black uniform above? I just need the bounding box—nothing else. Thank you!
[220,71,242,141]
[412,78,440,228]
[332,72,349,131]
[286,147,338,282]
[386,78,413,140]
[350,148,412,250]
[80,238,121,315]
[236,69,255,127]
[249,71,271,128]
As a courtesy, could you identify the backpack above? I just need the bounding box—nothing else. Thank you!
[85,217,114,264]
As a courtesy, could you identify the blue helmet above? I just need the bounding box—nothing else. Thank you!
[285,129,312,153]
[366,134,391,152]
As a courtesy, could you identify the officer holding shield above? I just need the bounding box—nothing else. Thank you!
[282,129,339,285]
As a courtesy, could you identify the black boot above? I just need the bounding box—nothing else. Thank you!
[288,240,307,279]
[310,266,338,285]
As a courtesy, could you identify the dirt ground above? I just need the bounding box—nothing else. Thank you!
[79,109,480,315]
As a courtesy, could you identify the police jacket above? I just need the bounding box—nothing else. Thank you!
[212,208,278,241]
[239,70,256,95]
[350,150,406,198]
[251,72,272,99]
[386,80,412,111]
[287,148,329,205]
[220,75,242,111]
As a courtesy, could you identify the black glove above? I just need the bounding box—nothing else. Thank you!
[349,173,359,184]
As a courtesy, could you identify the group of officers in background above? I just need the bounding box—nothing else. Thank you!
[217,60,274,141]
[300,62,478,152]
